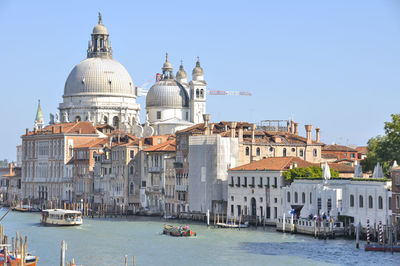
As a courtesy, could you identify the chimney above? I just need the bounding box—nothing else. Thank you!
[287,121,290,133]
[59,125,63,133]
[305,125,313,144]
[238,127,243,142]
[316,127,320,143]
[294,123,299,135]
[33,128,37,134]
[78,128,82,134]
[203,114,210,128]
[52,126,55,134]
[9,162,14,175]
[224,124,228,132]
[25,128,29,135]
[210,124,215,135]
[251,124,256,143]
[290,120,295,134]
[230,122,237,138]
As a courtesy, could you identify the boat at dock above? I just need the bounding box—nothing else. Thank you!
[11,206,41,213]
[276,217,345,237]
[41,209,82,226]
[0,252,39,266]
[364,244,400,252]
[216,222,249,228]
[163,225,196,237]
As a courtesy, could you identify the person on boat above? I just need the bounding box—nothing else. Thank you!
[185,225,189,230]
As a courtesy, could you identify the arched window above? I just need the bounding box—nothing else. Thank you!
[359,195,364,208]
[256,148,260,156]
[269,147,274,152]
[368,196,373,208]
[313,149,317,157]
[251,176,255,186]
[113,116,119,128]
[350,194,354,207]
[295,192,298,203]
[130,182,134,194]
[245,147,250,156]
[196,89,200,98]
[130,166,134,175]
[310,192,312,204]
[104,116,108,124]
[302,192,305,204]
[283,148,287,157]
[378,196,383,209]
[300,149,304,157]
[75,116,81,122]
[287,192,291,203]
[200,89,204,98]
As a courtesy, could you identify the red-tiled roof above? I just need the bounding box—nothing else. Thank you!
[322,153,338,159]
[322,145,357,152]
[75,138,106,149]
[143,139,176,152]
[328,163,355,173]
[25,121,98,136]
[230,156,315,171]
[356,146,368,154]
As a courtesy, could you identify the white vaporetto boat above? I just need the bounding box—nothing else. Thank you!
[41,209,83,226]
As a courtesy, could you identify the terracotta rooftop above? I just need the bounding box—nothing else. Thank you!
[321,153,338,159]
[229,156,315,171]
[322,144,357,152]
[143,139,176,152]
[24,121,98,136]
[356,146,368,154]
[176,122,322,145]
[328,163,355,173]
[74,138,107,149]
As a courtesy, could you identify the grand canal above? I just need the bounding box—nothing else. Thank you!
[2,210,398,265]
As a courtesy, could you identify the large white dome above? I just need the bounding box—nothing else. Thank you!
[63,58,135,97]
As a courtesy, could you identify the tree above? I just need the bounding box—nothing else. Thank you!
[361,114,400,176]
[283,166,339,183]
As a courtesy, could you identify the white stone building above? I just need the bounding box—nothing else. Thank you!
[188,131,239,214]
[227,156,314,223]
[282,178,392,227]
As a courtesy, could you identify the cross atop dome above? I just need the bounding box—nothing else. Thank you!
[98,12,102,24]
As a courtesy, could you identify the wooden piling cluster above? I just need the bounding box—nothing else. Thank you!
[0,225,32,266]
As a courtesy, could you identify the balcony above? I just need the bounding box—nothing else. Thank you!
[176,185,187,191]
[148,166,163,173]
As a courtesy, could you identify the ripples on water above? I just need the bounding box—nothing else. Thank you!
[1,210,399,266]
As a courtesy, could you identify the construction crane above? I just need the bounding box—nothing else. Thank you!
[136,74,252,97]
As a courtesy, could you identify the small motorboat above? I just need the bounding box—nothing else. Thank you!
[216,221,249,228]
[163,225,196,237]
[0,253,39,266]
[41,209,82,226]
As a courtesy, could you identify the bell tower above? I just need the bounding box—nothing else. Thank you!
[189,57,207,124]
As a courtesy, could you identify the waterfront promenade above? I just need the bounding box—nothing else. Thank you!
[2,210,399,265]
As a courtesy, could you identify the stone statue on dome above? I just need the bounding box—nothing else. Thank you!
[49,113,55,124]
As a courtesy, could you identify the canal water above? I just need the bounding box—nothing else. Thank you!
[1,210,398,266]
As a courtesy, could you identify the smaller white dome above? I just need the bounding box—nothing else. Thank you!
[146,80,189,108]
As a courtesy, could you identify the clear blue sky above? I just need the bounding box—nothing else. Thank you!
[1,0,399,160]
